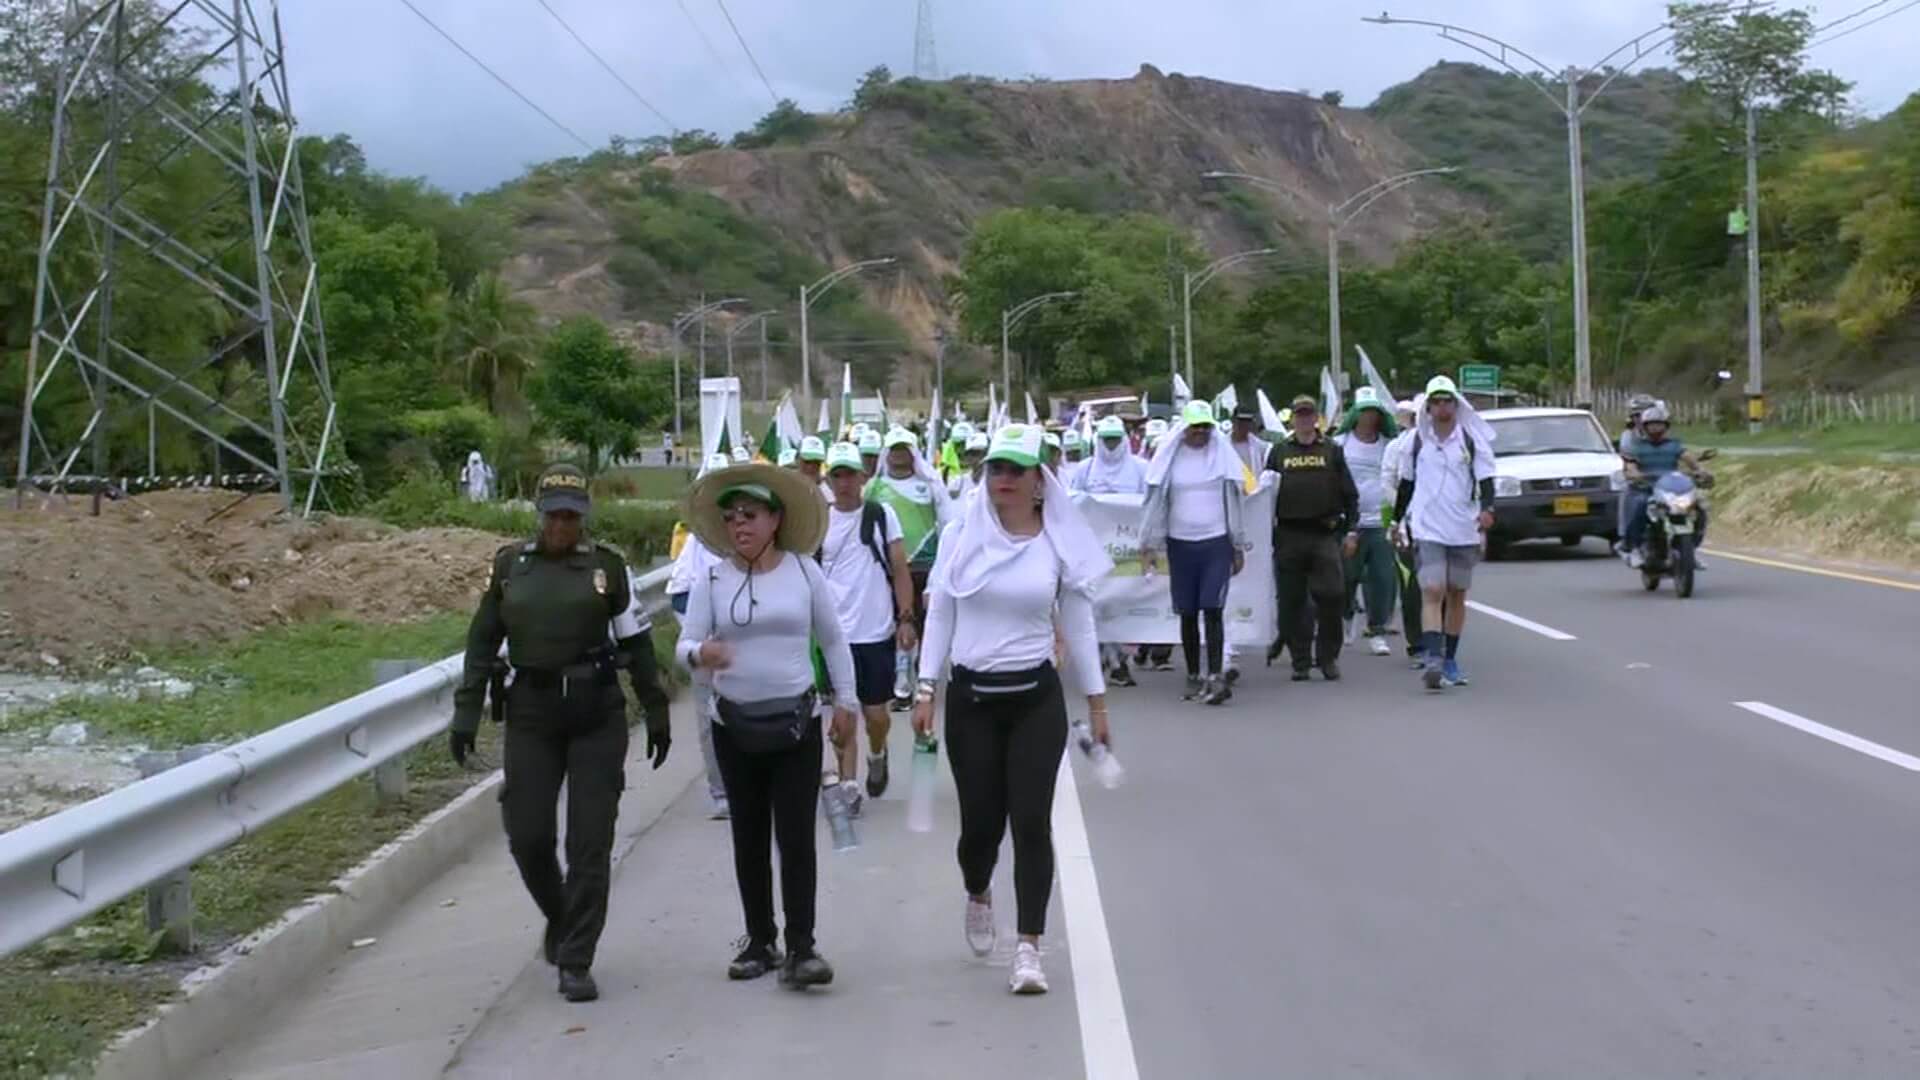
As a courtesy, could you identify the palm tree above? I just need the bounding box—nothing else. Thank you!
[451,273,538,417]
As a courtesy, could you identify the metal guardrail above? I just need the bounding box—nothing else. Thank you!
[0,566,673,957]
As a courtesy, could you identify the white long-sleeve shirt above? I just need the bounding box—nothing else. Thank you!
[918,535,1105,695]
[677,553,858,711]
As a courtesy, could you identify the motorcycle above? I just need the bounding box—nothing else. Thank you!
[1636,464,1713,598]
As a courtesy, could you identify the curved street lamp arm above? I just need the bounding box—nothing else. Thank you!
[1192,248,1282,293]
[1364,16,1567,112]
[1201,170,1293,198]
[672,296,749,336]
[1335,166,1459,228]
[1006,290,1077,332]
[805,257,898,307]
[724,310,779,342]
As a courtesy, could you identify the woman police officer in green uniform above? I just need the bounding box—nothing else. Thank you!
[449,463,673,1004]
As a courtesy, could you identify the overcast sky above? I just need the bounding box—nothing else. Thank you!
[276,0,1916,194]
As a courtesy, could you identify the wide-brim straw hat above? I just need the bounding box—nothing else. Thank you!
[685,462,826,556]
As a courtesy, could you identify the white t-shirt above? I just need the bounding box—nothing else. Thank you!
[1407,426,1497,547]
[1168,448,1227,542]
[1341,432,1389,528]
[820,503,903,646]
[919,531,1104,693]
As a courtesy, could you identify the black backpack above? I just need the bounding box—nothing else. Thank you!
[1408,431,1480,503]
[816,501,892,578]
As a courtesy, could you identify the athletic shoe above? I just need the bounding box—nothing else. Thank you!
[1109,662,1136,688]
[1369,635,1391,657]
[1203,676,1232,706]
[844,780,865,820]
[866,751,890,799]
[1443,659,1469,687]
[780,949,835,989]
[1224,666,1241,685]
[1627,550,1646,570]
[558,967,599,1003]
[1319,660,1342,682]
[1152,653,1174,672]
[1343,615,1357,645]
[709,796,730,820]
[889,697,912,714]
[1182,675,1205,700]
[965,896,997,958]
[728,937,783,980]
[1291,666,1311,683]
[1694,554,1708,571]
[1009,942,1049,995]
[1133,645,1150,667]
[1422,658,1445,693]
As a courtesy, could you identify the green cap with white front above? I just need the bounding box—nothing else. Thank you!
[1096,415,1126,438]
[985,424,1044,467]
[884,426,917,449]
[858,431,883,454]
[799,435,827,461]
[1425,374,1460,400]
[1182,400,1216,426]
[1062,428,1084,450]
[826,441,863,473]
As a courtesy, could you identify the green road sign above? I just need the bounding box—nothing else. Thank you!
[1458,364,1501,392]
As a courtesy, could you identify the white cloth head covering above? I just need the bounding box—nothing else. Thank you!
[1076,423,1149,493]
[1144,418,1247,489]
[930,426,1113,601]
[1418,376,1497,450]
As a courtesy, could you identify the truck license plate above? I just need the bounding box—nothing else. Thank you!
[1553,496,1588,516]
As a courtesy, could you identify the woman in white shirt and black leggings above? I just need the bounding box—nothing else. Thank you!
[912,424,1114,996]
[678,463,858,990]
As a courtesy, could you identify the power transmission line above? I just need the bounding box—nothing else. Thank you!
[674,0,739,81]
[1812,0,1898,33]
[532,0,677,132]
[1811,0,1920,44]
[394,0,594,151]
[711,0,780,105]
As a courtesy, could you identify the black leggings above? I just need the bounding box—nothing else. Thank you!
[945,664,1068,937]
[712,712,823,952]
[1179,609,1225,678]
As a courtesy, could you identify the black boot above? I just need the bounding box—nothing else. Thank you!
[558,967,599,1002]
[728,937,783,981]
[780,948,835,989]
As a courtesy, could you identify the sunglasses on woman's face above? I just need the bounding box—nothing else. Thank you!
[986,460,1030,478]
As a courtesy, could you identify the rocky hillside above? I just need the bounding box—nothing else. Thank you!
[493,64,1488,395]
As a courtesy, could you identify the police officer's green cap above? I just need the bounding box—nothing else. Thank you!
[534,464,591,514]
[799,435,827,462]
[884,426,917,449]
[1424,375,1459,401]
[1288,394,1318,412]
[985,424,1044,468]
[826,441,863,473]
[1096,415,1126,438]
[1182,400,1216,426]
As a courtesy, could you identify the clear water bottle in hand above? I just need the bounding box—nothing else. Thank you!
[1070,719,1125,790]
[892,649,913,702]
[820,773,860,852]
[907,731,939,834]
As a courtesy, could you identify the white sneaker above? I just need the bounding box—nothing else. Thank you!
[1369,635,1390,657]
[1343,615,1358,645]
[965,896,996,958]
[1009,942,1048,995]
[1628,550,1646,570]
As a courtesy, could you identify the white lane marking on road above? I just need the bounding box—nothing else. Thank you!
[1734,701,1920,773]
[1465,600,1578,641]
[1053,756,1141,1080]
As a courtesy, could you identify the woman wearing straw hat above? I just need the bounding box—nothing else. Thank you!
[677,461,858,989]
[912,424,1114,995]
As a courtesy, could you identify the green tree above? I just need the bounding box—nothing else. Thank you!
[527,317,668,474]
[731,99,820,149]
[1668,2,1850,125]
[448,272,538,415]
[852,65,894,111]
[1320,90,1344,107]
[670,129,723,155]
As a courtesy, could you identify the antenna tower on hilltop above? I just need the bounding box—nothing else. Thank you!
[914,0,940,79]
[15,0,336,514]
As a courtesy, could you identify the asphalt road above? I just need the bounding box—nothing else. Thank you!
[208,540,1920,1078]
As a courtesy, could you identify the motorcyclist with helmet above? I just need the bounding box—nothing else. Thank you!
[1619,403,1714,569]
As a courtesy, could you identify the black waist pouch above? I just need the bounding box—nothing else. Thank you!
[715,691,816,753]
[952,663,1056,709]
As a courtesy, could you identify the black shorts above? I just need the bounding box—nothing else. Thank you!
[849,640,897,707]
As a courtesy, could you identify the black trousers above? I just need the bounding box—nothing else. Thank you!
[1274,528,1347,671]
[945,664,1068,937]
[712,712,823,952]
[501,682,629,971]
[1397,541,1424,649]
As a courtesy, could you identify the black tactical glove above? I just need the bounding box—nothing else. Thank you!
[449,727,476,766]
[645,712,671,770]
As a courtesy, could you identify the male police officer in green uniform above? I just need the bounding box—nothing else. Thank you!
[1264,395,1361,681]
[450,463,672,1004]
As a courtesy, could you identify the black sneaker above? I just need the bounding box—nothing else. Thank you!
[1291,666,1311,683]
[1320,660,1342,682]
[780,949,835,989]
[1224,666,1240,686]
[889,696,912,713]
[558,967,599,1002]
[1181,675,1205,700]
[1109,663,1136,688]
[1152,652,1174,672]
[866,752,890,799]
[728,937,783,981]
[1133,645,1150,667]
[1203,677,1232,706]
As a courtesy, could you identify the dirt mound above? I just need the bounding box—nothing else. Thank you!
[1713,460,1920,567]
[0,491,505,671]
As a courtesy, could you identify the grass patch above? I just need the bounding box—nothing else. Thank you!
[0,962,175,1079]
[1711,455,1920,566]
[369,474,681,566]
[1699,422,1920,455]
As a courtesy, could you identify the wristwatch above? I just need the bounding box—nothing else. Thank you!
[914,678,937,704]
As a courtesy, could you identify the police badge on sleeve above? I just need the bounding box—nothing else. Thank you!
[593,568,608,595]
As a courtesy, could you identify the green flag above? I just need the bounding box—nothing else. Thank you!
[758,415,782,462]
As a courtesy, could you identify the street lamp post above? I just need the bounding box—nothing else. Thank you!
[1179,244,1284,389]
[671,297,747,444]
[724,310,778,403]
[1001,291,1078,404]
[798,257,897,414]
[1364,10,1708,406]
[1205,167,1455,381]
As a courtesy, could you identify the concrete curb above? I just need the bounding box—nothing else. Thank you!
[89,768,508,1080]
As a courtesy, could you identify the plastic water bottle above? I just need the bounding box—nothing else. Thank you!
[892,649,913,702]
[1070,719,1125,790]
[820,773,859,852]
[907,731,939,834]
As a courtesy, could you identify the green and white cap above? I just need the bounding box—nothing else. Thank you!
[965,432,989,453]
[826,441,864,472]
[704,452,730,473]
[1062,428,1084,450]
[1096,415,1126,438]
[949,421,976,443]
[1424,375,1460,401]
[1144,417,1169,439]
[858,431,883,454]
[849,422,872,442]
[777,447,798,467]
[731,446,751,463]
[985,424,1044,467]
[1042,431,1062,450]
[884,425,917,449]
[799,435,827,461]
[1182,400,1216,426]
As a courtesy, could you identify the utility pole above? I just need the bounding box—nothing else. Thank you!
[1744,101,1764,433]
[1565,71,1593,409]
[799,258,896,415]
[1000,292,1077,403]
[759,316,771,408]
[671,298,748,442]
[697,292,708,382]
[1180,243,1284,388]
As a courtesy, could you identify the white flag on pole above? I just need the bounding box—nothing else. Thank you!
[1172,373,1192,409]
[1355,345,1396,408]
[816,399,831,435]
[1214,384,1239,418]
[776,393,805,448]
[1024,392,1040,425]
[927,388,942,458]
[1319,367,1342,424]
